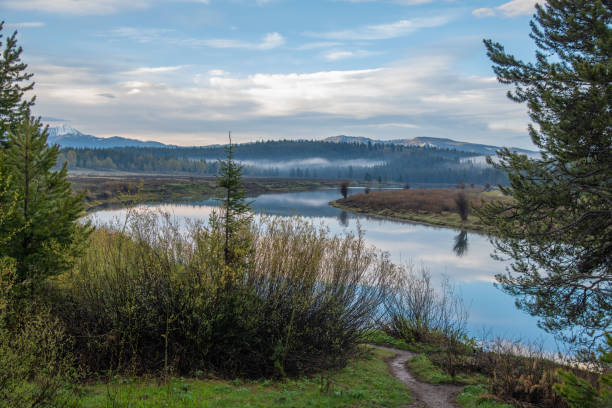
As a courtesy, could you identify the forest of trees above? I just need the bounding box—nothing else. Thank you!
[56,140,509,185]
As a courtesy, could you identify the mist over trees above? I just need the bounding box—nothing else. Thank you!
[56,140,509,185]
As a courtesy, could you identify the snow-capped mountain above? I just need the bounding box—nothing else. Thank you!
[323,135,535,155]
[46,124,169,149]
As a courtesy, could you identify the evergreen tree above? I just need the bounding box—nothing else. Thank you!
[0,22,35,144]
[476,0,611,352]
[215,133,252,265]
[0,114,89,287]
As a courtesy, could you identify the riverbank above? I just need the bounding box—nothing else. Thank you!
[70,175,342,210]
[330,188,508,232]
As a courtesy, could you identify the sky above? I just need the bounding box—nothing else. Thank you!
[1,0,542,148]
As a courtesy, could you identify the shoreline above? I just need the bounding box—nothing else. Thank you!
[329,200,489,233]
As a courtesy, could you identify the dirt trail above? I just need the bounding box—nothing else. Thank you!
[375,346,463,408]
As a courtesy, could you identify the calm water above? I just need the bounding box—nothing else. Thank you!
[90,188,558,350]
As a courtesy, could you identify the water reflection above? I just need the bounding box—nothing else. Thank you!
[453,230,469,257]
[89,188,558,349]
[338,210,349,228]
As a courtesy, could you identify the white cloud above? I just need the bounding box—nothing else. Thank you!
[472,8,496,18]
[296,42,342,50]
[29,55,529,146]
[202,32,285,50]
[0,0,149,15]
[473,0,539,18]
[324,50,380,61]
[306,16,451,41]
[0,0,211,15]
[4,22,46,28]
[124,66,185,75]
[358,122,420,129]
[488,121,527,133]
[208,69,229,77]
[109,27,175,43]
[109,27,284,50]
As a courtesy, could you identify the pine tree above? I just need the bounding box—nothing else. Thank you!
[0,22,35,144]
[0,114,89,287]
[476,1,611,352]
[215,133,252,265]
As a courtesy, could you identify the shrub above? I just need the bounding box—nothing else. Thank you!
[455,192,470,221]
[383,266,468,346]
[474,338,583,407]
[0,259,79,408]
[57,209,396,378]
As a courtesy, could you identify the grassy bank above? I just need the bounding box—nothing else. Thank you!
[70,175,340,210]
[331,188,508,232]
[79,347,411,407]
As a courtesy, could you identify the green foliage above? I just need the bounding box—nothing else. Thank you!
[409,354,455,384]
[0,114,90,287]
[457,385,513,408]
[58,210,394,378]
[0,21,35,143]
[555,333,612,408]
[79,348,412,407]
[215,134,252,266]
[477,0,612,351]
[0,261,80,408]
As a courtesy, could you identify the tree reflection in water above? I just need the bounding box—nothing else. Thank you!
[453,230,468,257]
[338,210,349,228]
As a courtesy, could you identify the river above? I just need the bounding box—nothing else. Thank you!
[89,187,559,351]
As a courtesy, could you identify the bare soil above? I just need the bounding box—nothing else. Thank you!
[375,346,463,408]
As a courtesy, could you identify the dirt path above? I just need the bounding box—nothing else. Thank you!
[375,346,463,408]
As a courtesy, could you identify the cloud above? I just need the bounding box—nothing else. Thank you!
[306,16,451,41]
[109,28,284,50]
[0,0,211,15]
[201,32,285,50]
[124,66,185,75]
[0,0,150,15]
[109,27,175,43]
[488,121,527,133]
[296,42,342,50]
[356,122,420,129]
[324,50,379,61]
[473,0,539,18]
[29,54,530,147]
[4,22,46,28]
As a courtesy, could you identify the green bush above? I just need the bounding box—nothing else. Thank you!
[457,385,513,408]
[56,210,396,378]
[0,259,80,408]
[554,334,612,408]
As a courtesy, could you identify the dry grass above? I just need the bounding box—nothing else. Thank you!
[333,188,508,231]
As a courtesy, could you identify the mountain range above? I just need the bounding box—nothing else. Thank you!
[47,125,168,149]
[45,125,535,155]
[323,135,534,155]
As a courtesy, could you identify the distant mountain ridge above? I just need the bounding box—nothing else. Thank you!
[46,125,169,149]
[45,125,535,156]
[323,135,535,155]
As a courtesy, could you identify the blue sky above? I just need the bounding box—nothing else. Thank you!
[1,0,541,148]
